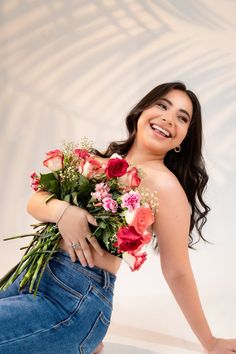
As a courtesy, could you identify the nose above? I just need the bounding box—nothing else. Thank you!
[161,116,173,125]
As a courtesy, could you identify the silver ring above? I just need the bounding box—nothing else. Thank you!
[71,242,81,250]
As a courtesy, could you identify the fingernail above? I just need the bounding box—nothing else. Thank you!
[89,264,94,268]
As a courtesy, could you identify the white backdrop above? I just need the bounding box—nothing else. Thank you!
[0,1,236,353]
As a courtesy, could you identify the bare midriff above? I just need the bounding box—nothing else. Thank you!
[60,239,122,275]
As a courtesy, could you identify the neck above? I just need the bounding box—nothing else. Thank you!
[124,146,166,166]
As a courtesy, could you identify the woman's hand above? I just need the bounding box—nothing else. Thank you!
[57,205,104,267]
[205,337,236,353]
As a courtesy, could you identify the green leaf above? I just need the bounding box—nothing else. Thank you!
[78,175,90,193]
[93,228,102,238]
[40,173,60,196]
[72,192,79,206]
[103,231,111,249]
[49,180,60,196]
[77,175,92,203]
[98,221,106,229]
[64,194,71,203]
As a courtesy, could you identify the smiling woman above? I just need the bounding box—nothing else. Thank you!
[133,89,193,157]
[0,82,236,354]
[95,82,208,247]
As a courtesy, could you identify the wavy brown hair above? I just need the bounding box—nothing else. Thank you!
[93,82,210,247]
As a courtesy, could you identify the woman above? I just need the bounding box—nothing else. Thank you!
[0,82,235,353]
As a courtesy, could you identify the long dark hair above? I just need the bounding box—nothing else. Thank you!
[93,82,210,247]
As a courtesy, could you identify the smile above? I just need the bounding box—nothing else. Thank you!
[150,124,171,138]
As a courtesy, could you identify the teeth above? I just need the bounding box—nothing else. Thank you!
[151,124,170,137]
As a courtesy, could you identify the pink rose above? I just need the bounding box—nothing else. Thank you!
[102,197,118,213]
[43,149,64,171]
[128,167,141,187]
[130,206,154,234]
[121,190,141,211]
[122,251,147,271]
[80,157,103,179]
[105,157,129,178]
[118,166,141,190]
[113,226,143,252]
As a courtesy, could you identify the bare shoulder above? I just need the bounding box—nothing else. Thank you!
[140,164,188,205]
[141,164,191,237]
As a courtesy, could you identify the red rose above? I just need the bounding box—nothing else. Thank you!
[131,206,154,234]
[122,251,147,271]
[43,149,64,171]
[113,226,143,252]
[105,157,129,178]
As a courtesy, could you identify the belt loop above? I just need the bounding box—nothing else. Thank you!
[102,270,110,289]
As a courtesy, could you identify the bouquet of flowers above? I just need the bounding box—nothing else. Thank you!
[0,140,158,296]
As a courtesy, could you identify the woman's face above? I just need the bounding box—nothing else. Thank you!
[135,89,193,157]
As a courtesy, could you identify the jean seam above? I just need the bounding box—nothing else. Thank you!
[46,263,84,299]
[53,257,102,283]
[79,312,109,354]
[91,286,112,307]
[0,284,92,347]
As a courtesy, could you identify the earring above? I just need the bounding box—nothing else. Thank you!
[174,146,181,153]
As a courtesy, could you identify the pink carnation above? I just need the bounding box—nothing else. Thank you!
[121,190,141,211]
[102,197,118,213]
[30,171,40,191]
[91,182,111,201]
[74,148,90,160]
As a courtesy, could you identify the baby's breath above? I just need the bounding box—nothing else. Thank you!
[79,137,94,151]
[138,187,159,213]
[62,141,78,155]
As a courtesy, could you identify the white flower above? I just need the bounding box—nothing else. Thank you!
[124,209,135,225]
[110,153,123,159]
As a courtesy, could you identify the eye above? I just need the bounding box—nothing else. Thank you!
[178,115,188,123]
[157,103,167,110]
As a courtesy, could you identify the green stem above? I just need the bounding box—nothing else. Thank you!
[19,254,40,289]
[0,262,20,289]
[29,238,52,293]
[0,256,33,291]
[33,239,60,296]
[0,223,60,293]
[3,233,42,241]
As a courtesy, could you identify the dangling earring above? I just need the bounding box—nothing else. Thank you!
[174,146,181,153]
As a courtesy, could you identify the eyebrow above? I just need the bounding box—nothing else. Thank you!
[159,98,191,120]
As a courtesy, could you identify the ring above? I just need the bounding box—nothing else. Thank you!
[71,242,81,250]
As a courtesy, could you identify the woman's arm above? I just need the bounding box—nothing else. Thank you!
[153,175,236,353]
[27,191,104,267]
[27,191,69,223]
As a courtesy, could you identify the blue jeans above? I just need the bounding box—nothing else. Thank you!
[0,250,116,354]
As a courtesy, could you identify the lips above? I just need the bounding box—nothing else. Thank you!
[150,123,172,138]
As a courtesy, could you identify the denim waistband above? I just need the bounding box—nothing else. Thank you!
[54,250,116,292]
